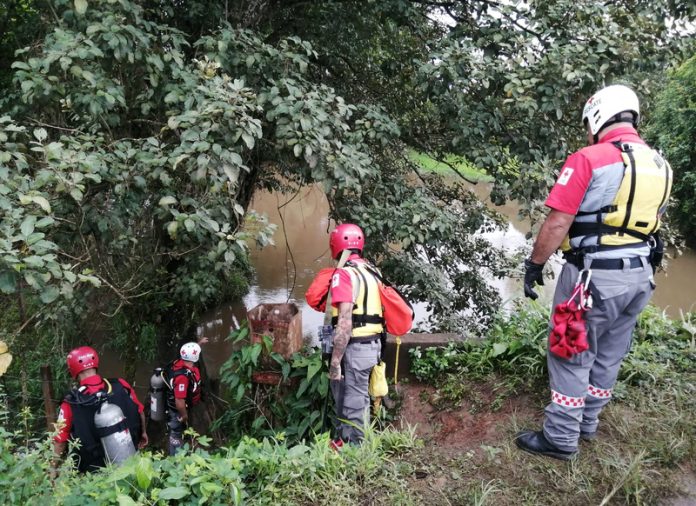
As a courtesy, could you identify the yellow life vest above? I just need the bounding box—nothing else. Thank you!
[568,142,672,250]
[331,261,384,337]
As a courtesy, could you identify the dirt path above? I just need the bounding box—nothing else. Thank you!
[393,381,696,506]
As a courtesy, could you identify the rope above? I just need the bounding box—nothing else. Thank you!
[393,336,401,386]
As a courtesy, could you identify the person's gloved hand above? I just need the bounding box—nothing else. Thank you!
[524,258,545,300]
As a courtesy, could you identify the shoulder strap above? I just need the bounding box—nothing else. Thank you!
[361,264,414,312]
[324,249,351,325]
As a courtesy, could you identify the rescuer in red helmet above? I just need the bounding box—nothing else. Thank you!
[321,223,384,447]
[52,346,148,474]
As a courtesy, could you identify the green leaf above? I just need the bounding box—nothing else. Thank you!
[78,274,102,287]
[0,272,17,294]
[33,128,47,142]
[70,188,83,202]
[296,378,309,398]
[135,457,153,490]
[31,196,51,213]
[158,196,177,207]
[287,444,309,458]
[200,482,223,496]
[116,496,137,506]
[492,342,508,357]
[35,217,55,228]
[167,221,178,239]
[241,133,255,149]
[20,215,36,237]
[74,0,88,15]
[159,487,189,500]
[40,285,60,304]
[306,359,321,382]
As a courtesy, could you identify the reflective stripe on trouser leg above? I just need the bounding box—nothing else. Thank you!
[339,340,380,443]
[581,275,653,433]
[543,264,592,452]
[543,262,654,449]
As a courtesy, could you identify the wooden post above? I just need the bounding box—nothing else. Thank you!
[41,365,56,432]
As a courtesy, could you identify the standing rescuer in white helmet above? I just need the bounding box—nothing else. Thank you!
[518,84,673,460]
[162,341,203,455]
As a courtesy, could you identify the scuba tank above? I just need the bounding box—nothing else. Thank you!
[149,368,166,422]
[93,394,136,465]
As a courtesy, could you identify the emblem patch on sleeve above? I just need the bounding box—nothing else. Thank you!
[331,273,340,288]
[557,167,574,186]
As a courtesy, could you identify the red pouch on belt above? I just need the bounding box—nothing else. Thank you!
[548,277,592,359]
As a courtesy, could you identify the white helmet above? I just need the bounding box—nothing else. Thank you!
[180,342,201,362]
[582,84,640,136]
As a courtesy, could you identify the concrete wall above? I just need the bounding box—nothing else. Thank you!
[382,333,463,381]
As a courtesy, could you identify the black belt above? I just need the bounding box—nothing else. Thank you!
[349,334,380,345]
[564,253,645,270]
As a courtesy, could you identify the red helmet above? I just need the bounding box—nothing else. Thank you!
[66,346,99,378]
[329,223,364,259]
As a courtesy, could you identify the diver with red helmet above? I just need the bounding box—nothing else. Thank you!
[52,346,148,474]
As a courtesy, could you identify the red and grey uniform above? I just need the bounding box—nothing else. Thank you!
[329,254,383,443]
[542,126,670,451]
[55,375,143,472]
[164,359,201,455]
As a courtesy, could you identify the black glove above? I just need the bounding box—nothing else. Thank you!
[524,258,545,300]
[649,232,664,274]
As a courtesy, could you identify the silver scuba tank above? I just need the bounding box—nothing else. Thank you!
[149,368,166,422]
[93,395,136,465]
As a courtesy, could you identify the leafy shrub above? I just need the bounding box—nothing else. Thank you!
[410,301,549,388]
[0,424,417,505]
[216,325,332,444]
[410,302,696,412]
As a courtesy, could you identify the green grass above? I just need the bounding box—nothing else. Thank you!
[408,149,493,182]
[403,303,696,505]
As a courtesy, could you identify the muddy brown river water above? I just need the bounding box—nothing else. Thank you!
[98,183,696,393]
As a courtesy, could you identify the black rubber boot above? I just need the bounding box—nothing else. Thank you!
[580,430,597,442]
[515,430,578,461]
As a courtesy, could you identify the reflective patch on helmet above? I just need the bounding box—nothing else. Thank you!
[558,167,574,186]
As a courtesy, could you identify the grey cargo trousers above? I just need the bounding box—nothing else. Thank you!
[330,338,381,443]
[543,258,654,452]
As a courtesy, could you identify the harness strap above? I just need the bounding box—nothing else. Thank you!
[331,314,383,326]
[619,145,638,236]
[569,222,651,243]
[95,419,129,438]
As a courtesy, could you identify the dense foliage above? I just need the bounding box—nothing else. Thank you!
[216,327,333,445]
[646,55,696,241]
[410,303,696,413]
[0,420,417,505]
